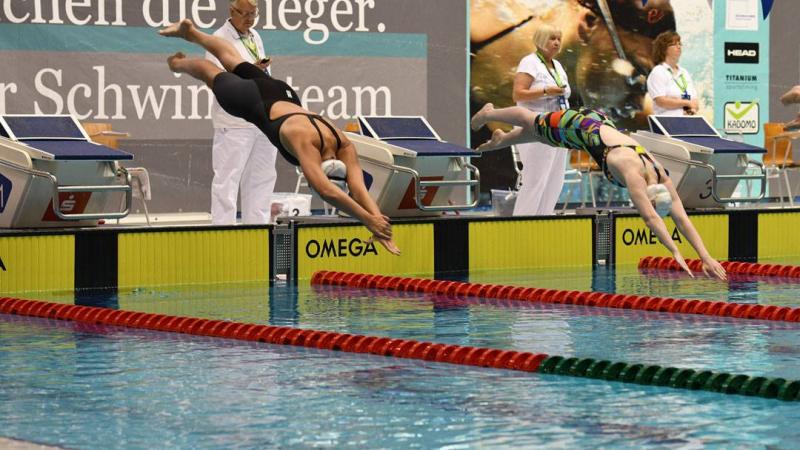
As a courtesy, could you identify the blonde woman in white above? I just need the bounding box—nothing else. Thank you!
[511,24,571,216]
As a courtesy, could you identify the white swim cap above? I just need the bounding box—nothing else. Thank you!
[646,183,672,217]
[321,159,347,181]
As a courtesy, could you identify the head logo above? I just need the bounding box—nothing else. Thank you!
[724,101,759,135]
[724,42,759,64]
[0,173,12,213]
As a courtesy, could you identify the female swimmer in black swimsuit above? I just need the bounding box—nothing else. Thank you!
[471,103,726,280]
[160,19,399,255]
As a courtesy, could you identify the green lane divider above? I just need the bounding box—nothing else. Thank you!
[536,356,800,401]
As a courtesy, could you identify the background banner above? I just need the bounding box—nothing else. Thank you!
[0,0,467,212]
[470,0,714,194]
[713,0,770,146]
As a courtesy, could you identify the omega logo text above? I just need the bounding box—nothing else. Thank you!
[306,238,378,258]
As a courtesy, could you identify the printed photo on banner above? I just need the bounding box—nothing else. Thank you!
[469,0,713,190]
[470,0,713,132]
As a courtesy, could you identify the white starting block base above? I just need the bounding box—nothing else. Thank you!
[632,116,765,209]
[0,115,134,228]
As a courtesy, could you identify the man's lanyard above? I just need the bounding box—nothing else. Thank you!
[667,66,689,96]
[239,33,260,62]
[536,52,565,88]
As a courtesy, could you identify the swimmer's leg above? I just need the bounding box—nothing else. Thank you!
[167,52,223,88]
[477,127,544,152]
[160,19,245,73]
[472,104,539,130]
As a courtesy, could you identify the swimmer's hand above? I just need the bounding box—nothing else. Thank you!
[365,214,392,241]
[672,251,694,278]
[369,235,401,256]
[701,257,727,281]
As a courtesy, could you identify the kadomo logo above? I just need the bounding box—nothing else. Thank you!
[0,173,12,213]
[724,101,760,134]
[305,238,378,258]
[724,42,759,64]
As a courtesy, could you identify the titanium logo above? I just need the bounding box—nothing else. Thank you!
[724,101,759,135]
[305,238,378,258]
[724,42,759,64]
[0,173,12,213]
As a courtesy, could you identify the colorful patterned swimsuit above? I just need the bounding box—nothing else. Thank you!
[532,108,665,187]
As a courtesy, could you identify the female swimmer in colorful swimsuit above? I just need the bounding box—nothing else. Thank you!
[471,103,726,280]
[159,19,399,255]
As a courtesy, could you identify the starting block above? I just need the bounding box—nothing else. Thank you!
[0,115,134,227]
[349,116,480,217]
[632,115,766,209]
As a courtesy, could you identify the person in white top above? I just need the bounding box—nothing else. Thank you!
[205,0,278,225]
[511,24,571,216]
[646,31,699,117]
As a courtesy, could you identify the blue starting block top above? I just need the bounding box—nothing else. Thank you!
[648,115,765,154]
[680,136,765,154]
[0,115,133,160]
[359,116,477,157]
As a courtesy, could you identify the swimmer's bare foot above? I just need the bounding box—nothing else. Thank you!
[159,18,193,39]
[167,52,187,73]
[476,128,506,152]
[471,103,494,131]
[785,114,800,131]
[781,86,800,105]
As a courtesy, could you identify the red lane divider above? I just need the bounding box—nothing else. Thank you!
[0,297,548,373]
[310,271,800,323]
[639,256,800,279]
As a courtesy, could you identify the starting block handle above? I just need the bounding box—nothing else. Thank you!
[0,155,133,221]
[381,162,481,212]
[40,166,132,221]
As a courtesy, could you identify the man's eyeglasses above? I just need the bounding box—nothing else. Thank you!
[232,6,259,18]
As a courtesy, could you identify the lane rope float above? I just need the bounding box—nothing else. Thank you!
[310,271,800,323]
[640,256,800,279]
[1,296,798,401]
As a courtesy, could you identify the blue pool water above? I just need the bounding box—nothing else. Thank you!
[1,266,800,449]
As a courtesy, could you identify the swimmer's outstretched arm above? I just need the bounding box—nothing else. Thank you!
[626,172,726,280]
[297,141,400,255]
[625,172,690,271]
[663,182,727,280]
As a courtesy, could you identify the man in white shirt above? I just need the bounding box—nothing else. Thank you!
[205,0,277,224]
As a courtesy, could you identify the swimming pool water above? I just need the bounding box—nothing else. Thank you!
[1,266,799,448]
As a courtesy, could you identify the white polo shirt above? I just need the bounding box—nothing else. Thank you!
[647,62,697,116]
[515,52,571,113]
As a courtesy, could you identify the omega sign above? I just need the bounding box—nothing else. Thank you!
[724,42,759,64]
[621,227,683,246]
[306,238,378,258]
